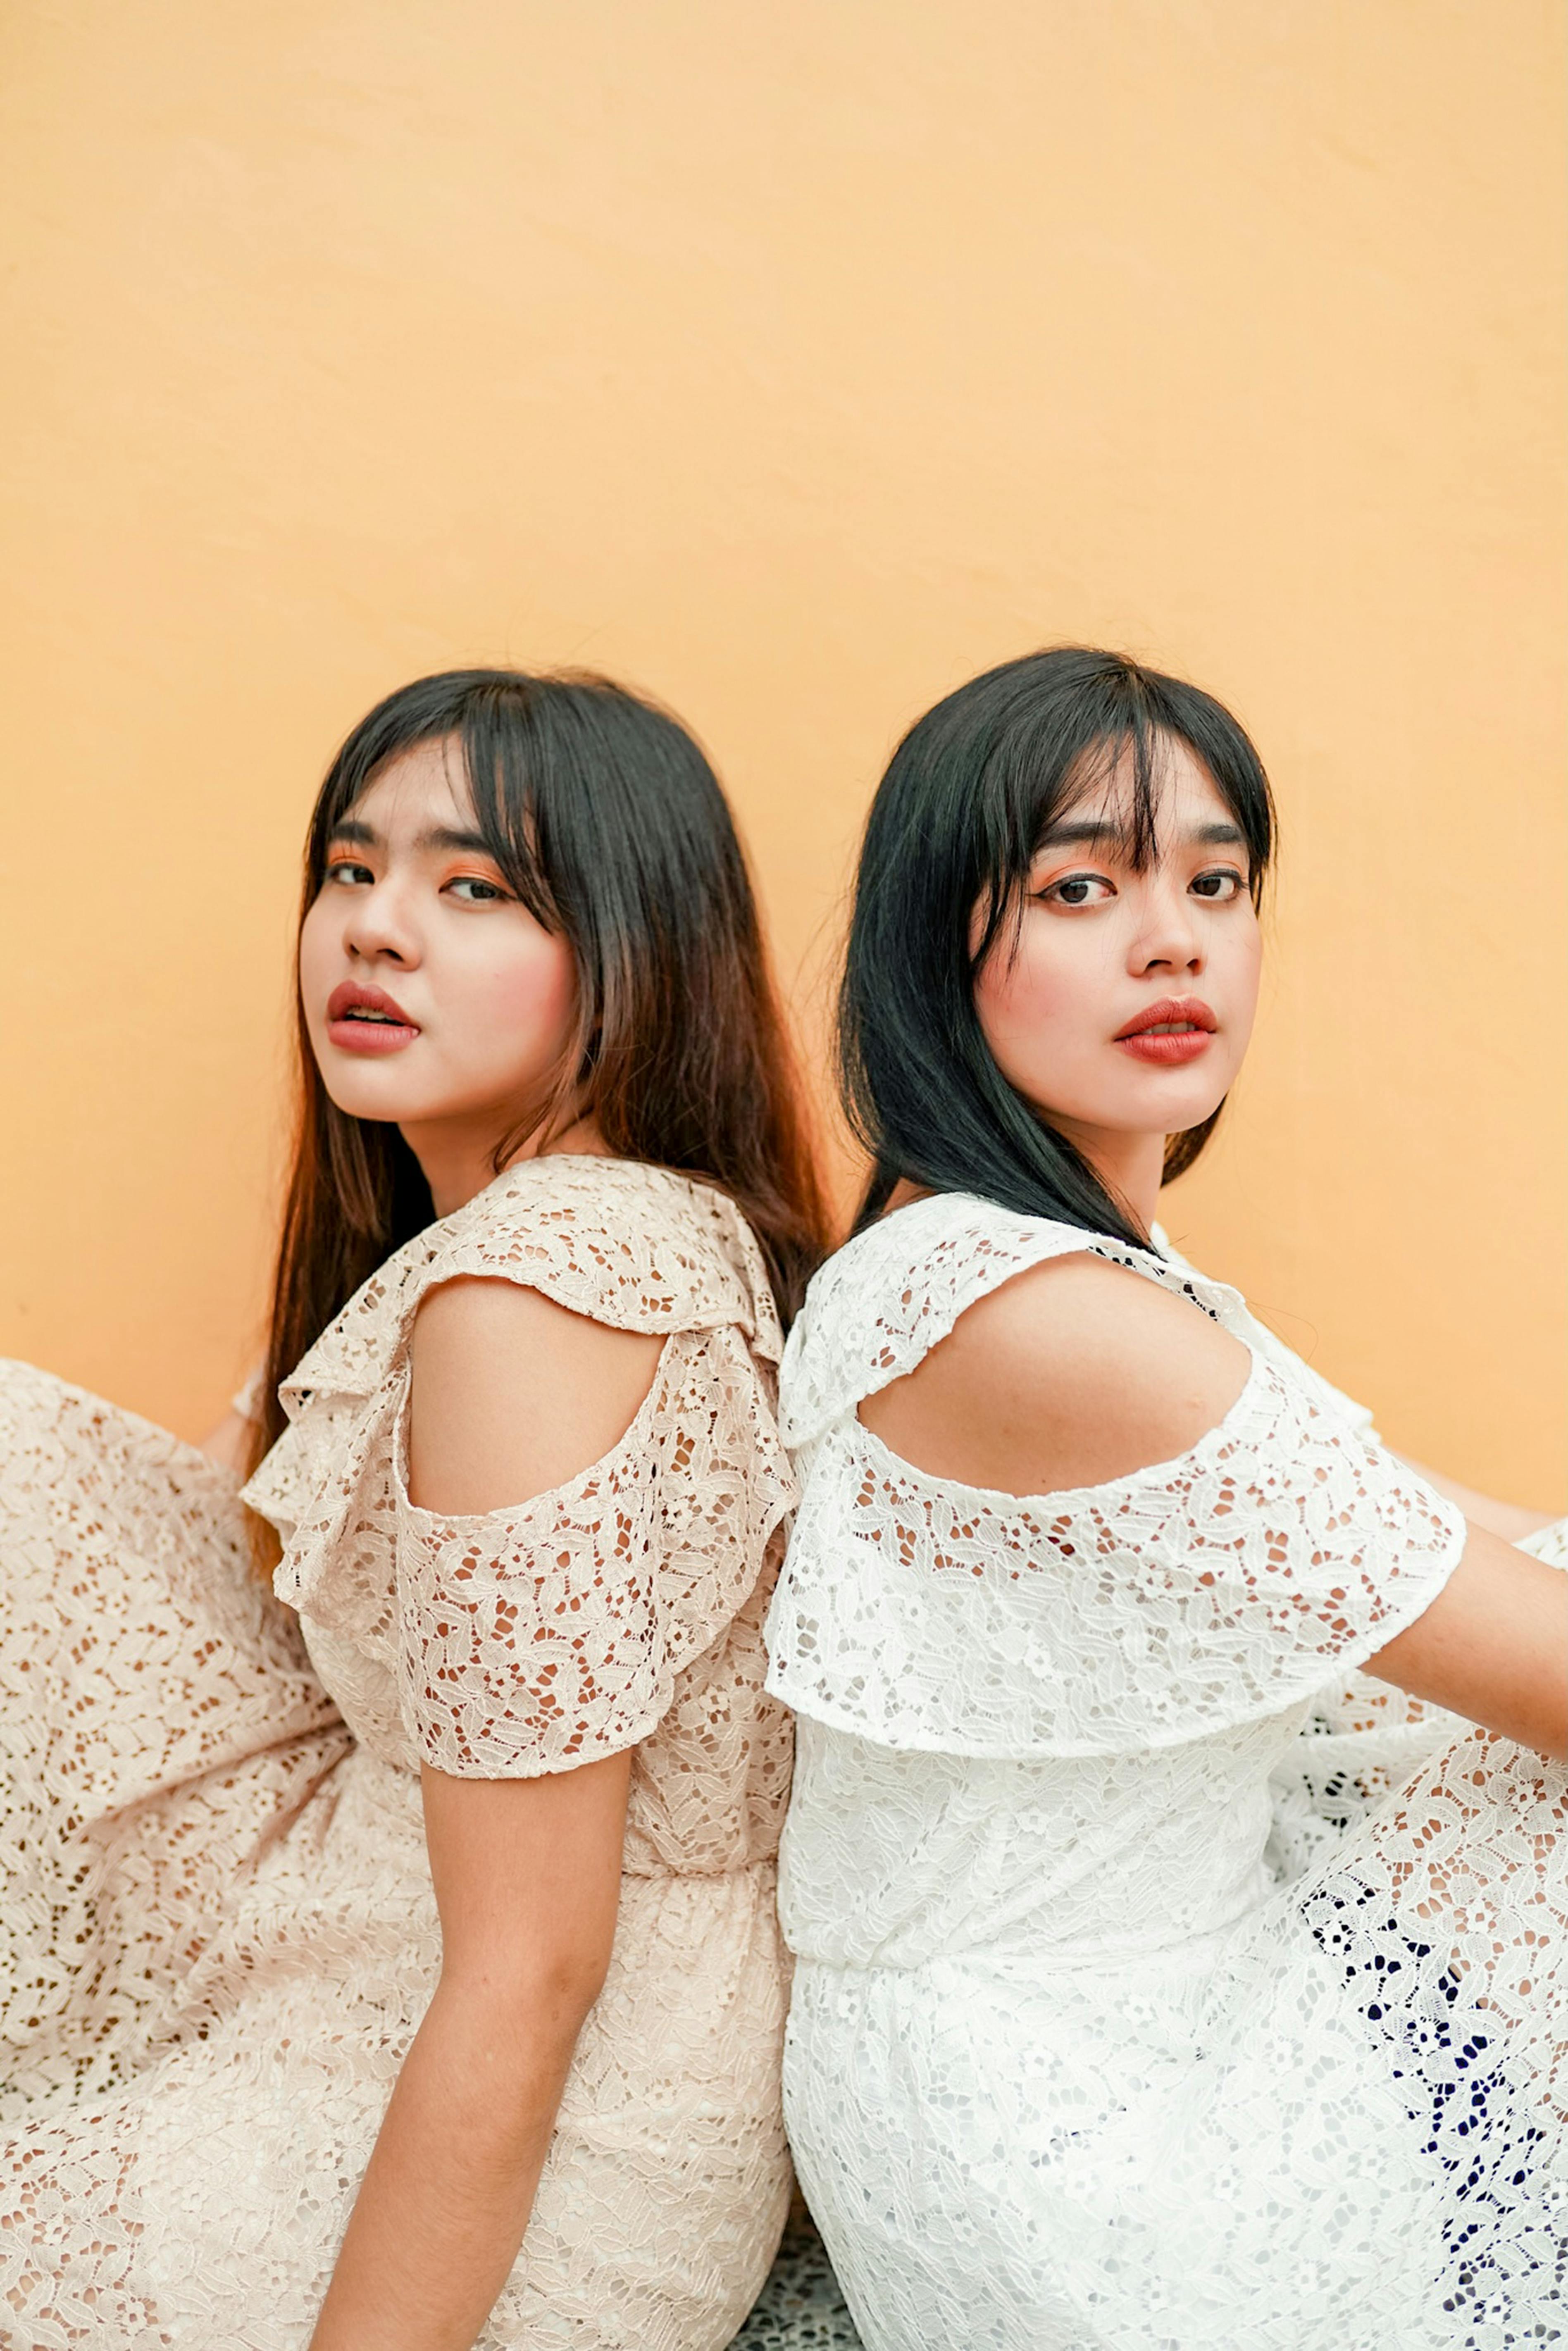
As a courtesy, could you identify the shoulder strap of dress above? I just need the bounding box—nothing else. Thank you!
[281,1157,779,1413]
[778,1190,1245,1446]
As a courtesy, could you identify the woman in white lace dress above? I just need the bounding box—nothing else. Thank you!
[2,669,828,2348]
[765,647,1566,2350]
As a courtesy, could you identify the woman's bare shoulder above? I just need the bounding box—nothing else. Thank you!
[408,1276,665,1516]
[858,1249,1251,1496]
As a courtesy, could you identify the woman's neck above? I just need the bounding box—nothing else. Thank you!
[882,1120,1165,1239]
[1047,1119,1166,1238]
[402,1112,609,1221]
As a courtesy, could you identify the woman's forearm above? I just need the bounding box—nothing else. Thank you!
[308,1975,588,2351]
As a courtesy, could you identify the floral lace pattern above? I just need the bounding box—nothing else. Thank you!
[772,1361,1463,1758]
[3,1157,799,2348]
[775,1196,1238,1451]
[0,1363,348,2127]
[395,1324,791,1795]
[767,1193,1568,2350]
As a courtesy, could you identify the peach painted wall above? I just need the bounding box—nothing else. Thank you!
[2,2,1563,1502]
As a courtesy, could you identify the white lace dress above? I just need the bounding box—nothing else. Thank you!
[2,1157,798,2349]
[764,1192,1567,2351]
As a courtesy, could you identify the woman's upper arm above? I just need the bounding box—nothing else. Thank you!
[397,1279,677,1780]
[405,1280,652,1997]
[407,1276,666,1514]
[858,1252,1253,1495]
[420,1754,631,2013]
[1366,1521,1568,1760]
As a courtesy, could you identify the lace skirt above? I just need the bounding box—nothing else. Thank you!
[784,1716,1568,2350]
[0,1362,791,2349]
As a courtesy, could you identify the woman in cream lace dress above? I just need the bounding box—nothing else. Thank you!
[766,647,1567,2351]
[2,667,827,2349]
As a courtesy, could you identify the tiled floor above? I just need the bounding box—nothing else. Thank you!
[732,2200,863,2348]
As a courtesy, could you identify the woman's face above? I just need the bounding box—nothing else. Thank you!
[298,738,579,1184]
[972,736,1262,1166]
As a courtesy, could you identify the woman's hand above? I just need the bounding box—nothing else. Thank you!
[307,1753,631,2351]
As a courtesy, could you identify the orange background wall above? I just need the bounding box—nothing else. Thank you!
[2,2,1563,1504]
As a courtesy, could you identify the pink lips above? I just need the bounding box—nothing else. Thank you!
[1113,995,1217,1066]
[324,980,421,1055]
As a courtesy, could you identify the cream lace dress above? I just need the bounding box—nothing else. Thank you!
[2,1156,797,2349]
[765,1192,1568,2351]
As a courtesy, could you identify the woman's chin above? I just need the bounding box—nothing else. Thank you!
[314,1065,432,1126]
[1033,1084,1231,1140]
[1115,1064,1235,1135]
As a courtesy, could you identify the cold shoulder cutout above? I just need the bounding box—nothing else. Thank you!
[249,1154,779,1537]
[243,1155,794,1790]
[391,1346,782,1779]
[857,1246,1254,1501]
[776,1189,1239,1450]
[767,1191,1464,1756]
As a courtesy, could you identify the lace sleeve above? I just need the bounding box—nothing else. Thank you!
[393,1386,672,1779]
[391,1320,793,1777]
[768,1356,1469,1756]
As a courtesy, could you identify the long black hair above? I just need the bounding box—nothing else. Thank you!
[840,646,1275,1240]
[255,667,829,1497]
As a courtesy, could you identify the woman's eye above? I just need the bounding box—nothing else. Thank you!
[1043,872,1115,907]
[1190,869,1244,902]
[324,858,373,888]
[445,875,508,904]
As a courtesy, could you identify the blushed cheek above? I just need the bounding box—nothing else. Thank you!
[980,941,1079,1061]
[1226,925,1264,1048]
[296,900,337,1029]
[483,940,579,1066]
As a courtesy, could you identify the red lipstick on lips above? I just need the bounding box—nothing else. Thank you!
[324,980,421,1055]
[1113,996,1217,1065]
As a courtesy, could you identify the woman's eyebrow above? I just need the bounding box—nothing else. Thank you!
[324,819,495,854]
[417,824,494,855]
[1034,816,1247,854]
[1037,818,1124,850]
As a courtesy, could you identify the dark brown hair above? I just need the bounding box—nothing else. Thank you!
[251,667,829,1501]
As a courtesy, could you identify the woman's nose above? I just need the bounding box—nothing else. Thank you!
[343,880,419,967]
[1132,883,1203,974]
